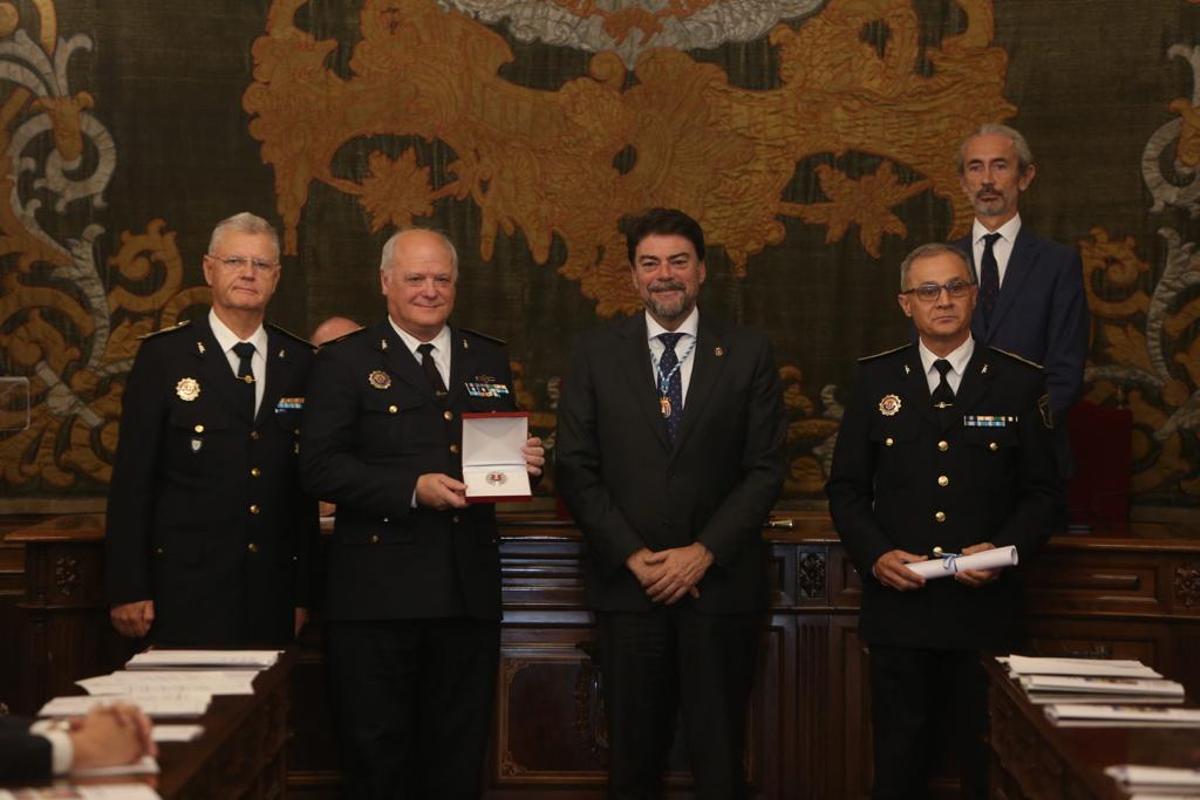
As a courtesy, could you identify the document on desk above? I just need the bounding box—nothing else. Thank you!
[125,649,280,670]
[1019,674,1184,698]
[1105,764,1200,794]
[38,692,211,718]
[79,670,257,695]
[1045,704,1200,728]
[152,724,205,743]
[1002,655,1162,678]
[0,786,162,799]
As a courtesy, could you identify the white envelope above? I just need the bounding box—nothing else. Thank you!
[461,412,532,502]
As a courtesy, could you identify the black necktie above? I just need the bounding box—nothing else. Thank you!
[978,232,1001,324]
[232,341,256,419]
[657,332,684,444]
[931,358,955,410]
[416,343,448,397]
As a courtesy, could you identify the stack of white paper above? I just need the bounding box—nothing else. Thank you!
[1002,655,1163,679]
[125,649,280,670]
[71,755,160,777]
[1018,674,1185,705]
[79,670,257,696]
[152,724,205,743]
[1045,704,1200,728]
[38,692,211,719]
[0,785,162,799]
[1105,764,1200,797]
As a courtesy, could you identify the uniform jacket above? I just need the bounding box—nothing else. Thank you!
[105,315,318,646]
[0,717,50,783]
[826,343,1061,651]
[299,320,518,622]
[954,226,1090,415]
[556,313,787,613]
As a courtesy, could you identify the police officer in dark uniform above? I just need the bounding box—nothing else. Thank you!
[105,212,317,646]
[826,242,1061,799]
[299,228,544,799]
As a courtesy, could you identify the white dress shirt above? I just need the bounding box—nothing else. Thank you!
[970,213,1022,287]
[389,319,451,387]
[209,309,267,415]
[918,335,975,395]
[646,307,699,406]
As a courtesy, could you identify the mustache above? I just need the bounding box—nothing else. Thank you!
[649,280,687,292]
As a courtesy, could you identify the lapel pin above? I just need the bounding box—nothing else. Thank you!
[380,338,388,350]
[176,377,201,402]
[981,363,989,374]
[196,341,205,355]
[278,348,286,358]
[903,364,910,375]
[878,394,902,416]
[714,345,724,357]
[463,338,470,349]
[368,370,392,390]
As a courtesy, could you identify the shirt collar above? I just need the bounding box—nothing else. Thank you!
[972,212,1022,245]
[918,334,975,378]
[645,306,699,342]
[209,308,267,356]
[389,317,451,357]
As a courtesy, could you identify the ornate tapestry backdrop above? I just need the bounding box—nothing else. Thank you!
[0,0,1198,510]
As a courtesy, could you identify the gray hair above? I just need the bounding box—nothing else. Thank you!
[379,228,459,277]
[208,212,280,261]
[956,123,1035,175]
[899,243,971,291]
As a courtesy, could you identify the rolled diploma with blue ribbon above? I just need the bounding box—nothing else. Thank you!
[904,545,1018,580]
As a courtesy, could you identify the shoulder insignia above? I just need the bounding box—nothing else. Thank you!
[137,319,191,340]
[460,327,507,346]
[316,327,370,349]
[857,343,912,362]
[266,322,314,348]
[989,346,1043,370]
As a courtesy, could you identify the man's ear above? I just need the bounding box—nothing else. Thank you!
[897,293,913,318]
[1018,163,1036,192]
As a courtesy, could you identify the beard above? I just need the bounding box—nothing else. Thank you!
[644,280,695,323]
[971,188,1012,218]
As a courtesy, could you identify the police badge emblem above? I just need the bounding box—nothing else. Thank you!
[176,377,200,402]
[486,471,507,486]
[368,370,392,390]
[878,394,902,416]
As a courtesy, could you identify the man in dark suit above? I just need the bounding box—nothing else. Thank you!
[953,123,1090,418]
[106,212,317,646]
[1,703,155,782]
[827,243,1061,799]
[557,208,787,799]
[299,228,544,799]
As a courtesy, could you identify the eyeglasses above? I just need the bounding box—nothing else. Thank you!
[901,279,975,302]
[208,254,278,272]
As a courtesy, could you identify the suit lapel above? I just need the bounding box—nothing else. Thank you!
[620,315,671,452]
[192,316,251,423]
[446,326,478,407]
[904,347,938,429]
[258,327,296,425]
[986,226,1038,336]
[952,346,990,425]
[671,317,725,456]
[376,320,431,397]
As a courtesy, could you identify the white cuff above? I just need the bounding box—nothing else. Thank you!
[29,724,74,775]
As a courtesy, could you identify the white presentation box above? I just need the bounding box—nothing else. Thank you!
[462,412,532,503]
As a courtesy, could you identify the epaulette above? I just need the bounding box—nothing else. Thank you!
[857,343,912,362]
[137,319,191,340]
[459,327,507,346]
[267,322,314,348]
[316,326,369,348]
[989,346,1043,370]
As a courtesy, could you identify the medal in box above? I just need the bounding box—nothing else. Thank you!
[461,411,532,502]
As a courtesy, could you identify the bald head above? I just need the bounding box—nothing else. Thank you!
[311,316,362,346]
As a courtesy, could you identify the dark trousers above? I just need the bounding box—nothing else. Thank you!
[868,645,989,800]
[597,606,761,800]
[325,617,501,800]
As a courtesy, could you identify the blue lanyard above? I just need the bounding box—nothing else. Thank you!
[654,336,696,396]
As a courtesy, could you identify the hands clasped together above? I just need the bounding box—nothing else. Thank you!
[68,702,158,771]
[625,541,714,605]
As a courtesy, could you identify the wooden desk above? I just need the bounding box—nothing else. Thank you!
[985,657,1200,800]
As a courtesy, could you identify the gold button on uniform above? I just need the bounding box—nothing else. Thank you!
[451,515,460,524]
[989,442,999,451]
[388,405,398,414]
[250,431,261,441]
[937,440,949,452]
[250,467,261,478]
[370,534,380,544]
[934,511,946,523]
[884,437,894,447]
[443,410,454,421]
[247,542,258,553]
[449,443,460,454]
[155,546,164,555]
[937,475,949,487]
[193,424,204,434]
[249,504,260,515]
